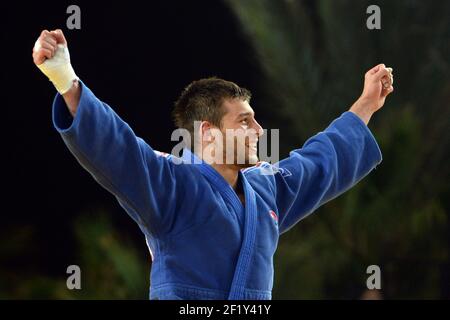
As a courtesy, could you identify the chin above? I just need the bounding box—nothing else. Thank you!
[230,147,258,168]
[248,154,259,165]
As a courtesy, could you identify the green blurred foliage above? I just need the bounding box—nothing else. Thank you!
[0,208,148,299]
[226,0,450,299]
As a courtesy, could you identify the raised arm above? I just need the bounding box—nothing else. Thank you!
[275,64,394,234]
[32,29,183,237]
[33,29,81,116]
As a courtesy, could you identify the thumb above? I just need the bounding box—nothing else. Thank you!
[51,29,67,46]
[381,86,394,98]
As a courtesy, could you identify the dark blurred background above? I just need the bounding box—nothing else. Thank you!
[1,0,449,299]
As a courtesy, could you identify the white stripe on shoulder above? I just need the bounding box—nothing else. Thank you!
[145,236,154,261]
[153,150,170,158]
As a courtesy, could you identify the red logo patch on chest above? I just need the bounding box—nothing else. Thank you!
[269,210,278,222]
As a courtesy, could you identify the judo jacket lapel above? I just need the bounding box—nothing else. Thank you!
[227,172,257,300]
[182,148,244,228]
[181,149,258,299]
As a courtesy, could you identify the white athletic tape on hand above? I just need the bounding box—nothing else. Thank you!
[36,43,78,95]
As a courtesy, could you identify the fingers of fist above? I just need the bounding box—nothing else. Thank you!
[33,29,65,65]
[381,67,394,89]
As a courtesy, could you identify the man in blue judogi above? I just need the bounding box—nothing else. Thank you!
[33,29,394,300]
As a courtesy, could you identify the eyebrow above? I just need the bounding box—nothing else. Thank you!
[236,111,255,119]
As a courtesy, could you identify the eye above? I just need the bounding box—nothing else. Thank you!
[240,119,248,125]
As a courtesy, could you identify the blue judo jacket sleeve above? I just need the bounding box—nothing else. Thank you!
[275,111,383,234]
[51,82,179,237]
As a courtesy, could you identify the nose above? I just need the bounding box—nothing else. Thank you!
[253,119,264,138]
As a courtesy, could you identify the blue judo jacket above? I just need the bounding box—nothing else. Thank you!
[52,82,382,300]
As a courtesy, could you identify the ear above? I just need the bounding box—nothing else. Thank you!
[200,121,214,142]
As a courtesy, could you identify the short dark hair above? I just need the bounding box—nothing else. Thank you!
[172,77,252,146]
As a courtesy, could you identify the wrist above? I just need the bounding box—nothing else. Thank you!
[62,79,80,117]
[349,98,375,125]
[37,44,78,94]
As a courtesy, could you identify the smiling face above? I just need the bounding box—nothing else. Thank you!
[208,98,264,168]
[172,77,262,167]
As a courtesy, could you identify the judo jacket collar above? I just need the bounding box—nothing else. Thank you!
[180,148,246,226]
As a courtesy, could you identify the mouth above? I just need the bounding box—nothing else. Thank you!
[246,142,258,152]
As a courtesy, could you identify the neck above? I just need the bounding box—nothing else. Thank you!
[192,145,242,190]
[211,163,241,190]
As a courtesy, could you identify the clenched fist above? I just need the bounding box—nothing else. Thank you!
[33,29,67,65]
[33,29,78,95]
[350,64,395,125]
